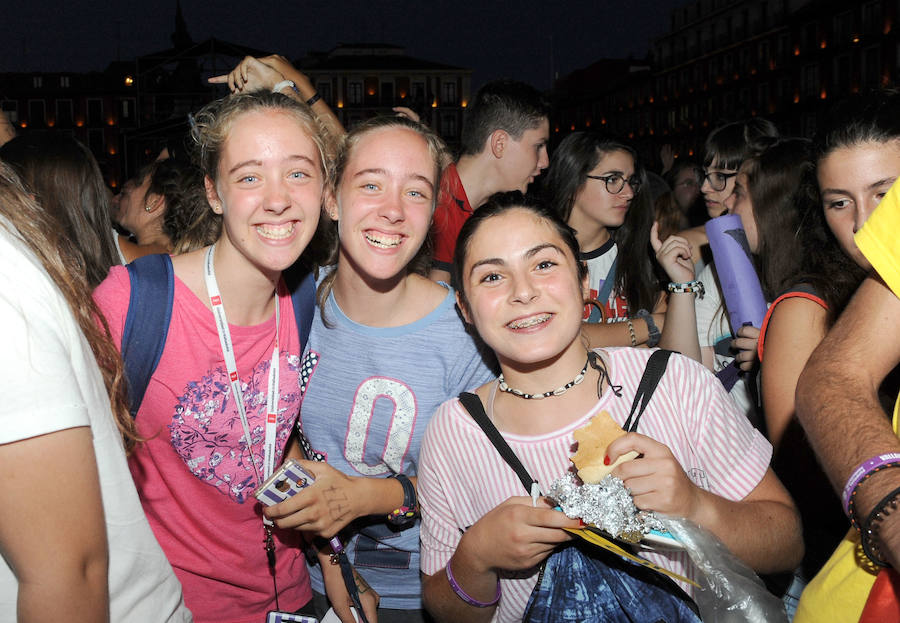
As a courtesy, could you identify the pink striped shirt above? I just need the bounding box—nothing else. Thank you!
[418,347,772,623]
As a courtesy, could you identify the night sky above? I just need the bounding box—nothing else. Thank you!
[3,0,682,89]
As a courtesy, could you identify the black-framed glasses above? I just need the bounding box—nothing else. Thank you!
[586,173,642,195]
[700,170,738,192]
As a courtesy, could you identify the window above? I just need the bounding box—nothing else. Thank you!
[2,101,18,123]
[864,46,881,87]
[757,82,770,110]
[32,76,42,88]
[412,82,425,103]
[347,82,362,105]
[834,55,851,95]
[60,76,70,88]
[862,1,881,35]
[28,100,46,127]
[441,81,457,105]
[87,98,103,125]
[56,99,73,126]
[802,64,819,96]
[441,113,458,138]
[88,129,104,156]
[119,98,134,121]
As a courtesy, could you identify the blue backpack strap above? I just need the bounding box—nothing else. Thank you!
[284,263,316,350]
[122,254,175,417]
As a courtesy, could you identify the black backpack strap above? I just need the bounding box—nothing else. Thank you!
[122,254,175,417]
[283,263,316,350]
[623,349,674,433]
[458,391,536,494]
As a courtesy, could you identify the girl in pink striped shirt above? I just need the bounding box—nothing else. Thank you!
[418,191,803,623]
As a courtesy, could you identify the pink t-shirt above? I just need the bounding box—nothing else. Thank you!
[418,347,772,623]
[94,264,311,623]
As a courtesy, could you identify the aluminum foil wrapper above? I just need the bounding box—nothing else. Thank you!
[548,473,665,542]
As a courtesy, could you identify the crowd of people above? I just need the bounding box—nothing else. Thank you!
[2,51,900,623]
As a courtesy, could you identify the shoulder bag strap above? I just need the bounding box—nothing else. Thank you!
[458,391,536,494]
[284,263,316,349]
[122,254,174,418]
[622,349,673,433]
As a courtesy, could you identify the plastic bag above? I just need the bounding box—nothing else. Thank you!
[662,516,788,623]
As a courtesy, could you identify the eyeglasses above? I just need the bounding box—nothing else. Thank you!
[586,173,642,195]
[700,170,738,192]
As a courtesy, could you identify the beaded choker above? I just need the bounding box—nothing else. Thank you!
[498,355,590,400]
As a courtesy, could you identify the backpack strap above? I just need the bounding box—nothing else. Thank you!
[283,263,316,350]
[458,391,536,494]
[622,349,673,433]
[122,254,175,418]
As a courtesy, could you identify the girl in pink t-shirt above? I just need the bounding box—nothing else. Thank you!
[417,191,803,623]
[94,91,334,622]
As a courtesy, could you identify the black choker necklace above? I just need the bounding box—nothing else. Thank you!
[498,355,590,400]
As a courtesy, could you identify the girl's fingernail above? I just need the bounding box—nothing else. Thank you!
[603,455,611,466]
[578,519,587,527]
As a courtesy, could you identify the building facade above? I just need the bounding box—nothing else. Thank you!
[297,43,472,146]
[554,0,899,160]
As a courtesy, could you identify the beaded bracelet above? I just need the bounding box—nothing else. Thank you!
[667,279,705,298]
[386,473,418,525]
[860,485,900,566]
[842,453,900,527]
[446,558,501,607]
[626,318,637,347]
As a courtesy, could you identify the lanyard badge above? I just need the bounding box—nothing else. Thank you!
[203,244,282,488]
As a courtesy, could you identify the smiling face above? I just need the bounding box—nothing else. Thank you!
[570,149,636,232]
[206,109,324,277]
[459,208,587,369]
[331,126,437,287]
[498,118,550,193]
[818,139,900,271]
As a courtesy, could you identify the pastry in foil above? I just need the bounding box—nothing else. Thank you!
[570,410,638,483]
[548,473,665,543]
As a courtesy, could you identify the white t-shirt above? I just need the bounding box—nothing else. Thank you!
[0,222,191,622]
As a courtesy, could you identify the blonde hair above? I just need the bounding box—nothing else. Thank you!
[0,162,139,451]
[190,90,335,184]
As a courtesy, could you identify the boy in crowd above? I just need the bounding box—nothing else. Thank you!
[429,79,550,284]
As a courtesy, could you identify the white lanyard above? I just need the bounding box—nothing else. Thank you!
[203,245,281,485]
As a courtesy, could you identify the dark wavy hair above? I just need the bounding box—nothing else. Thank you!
[452,190,587,312]
[0,133,118,287]
[746,138,866,323]
[543,131,658,313]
